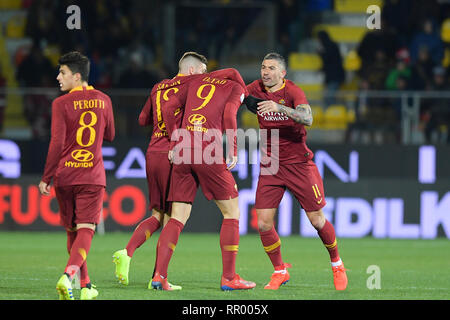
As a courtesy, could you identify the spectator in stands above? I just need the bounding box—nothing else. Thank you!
[25,0,58,45]
[277,0,302,56]
[410,18,444,65]
[384,48,412,142]
[360,49,391,90]
[346,78,398,144]
[117,52,158,89]
[389,74,409,134]
[408,0,441,40]
[357,17,400,75]
[382,0,410,43]
[16,44,55,87]
[119,39,155,73]
[385,48,412,90]
[117,52,159,137]
[424,66,450,143]
[317,30,345,106]
[16,44,55,140]
[410,46,436,90]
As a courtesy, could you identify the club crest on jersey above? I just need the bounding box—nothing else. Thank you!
[71,149,94,162]
[279,99,286,105]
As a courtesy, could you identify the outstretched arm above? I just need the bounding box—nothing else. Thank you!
[256,100,313,126]
[243,95,264,114]
[209,68,248,97]
[222,84,245,170]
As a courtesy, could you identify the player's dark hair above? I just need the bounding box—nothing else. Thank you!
[263,52,286,71]
[58,51,90,81]
[179,51,208,68]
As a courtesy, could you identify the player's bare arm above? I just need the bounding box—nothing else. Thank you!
[257,100,313,126]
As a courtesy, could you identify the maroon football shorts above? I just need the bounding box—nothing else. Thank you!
[255,160,326,212]
[146,151,172,213]
[168,161,238,203]
[55,184,105,229]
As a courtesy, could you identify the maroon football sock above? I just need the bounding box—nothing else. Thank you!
[66,230,77,254]
[66,230,89,285]
[154,218,184,278]
[64,228,95,280]
[80,261,90,287]
[318,220,340,263]
[220,219,239,280]
[259,225,283,268]
[126,216,161,257]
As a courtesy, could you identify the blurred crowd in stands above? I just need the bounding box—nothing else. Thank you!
[2,0,450,143]
[353,0,450,144]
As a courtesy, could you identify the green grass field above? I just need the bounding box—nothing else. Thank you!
[0,231,449,300]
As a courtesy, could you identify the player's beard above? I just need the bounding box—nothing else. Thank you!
[263,79,281,91]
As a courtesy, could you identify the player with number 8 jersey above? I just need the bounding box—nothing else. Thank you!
[41,85,114,187]
[39,51,114,300]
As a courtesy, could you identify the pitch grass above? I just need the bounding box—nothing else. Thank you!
[0,231,449,300]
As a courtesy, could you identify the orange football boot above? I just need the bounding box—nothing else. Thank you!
[151,272,173,291]
[264,263,292,290]
[221,274,256,291]
[332,263,348,290]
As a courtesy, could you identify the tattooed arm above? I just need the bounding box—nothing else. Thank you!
[256,100,313,126]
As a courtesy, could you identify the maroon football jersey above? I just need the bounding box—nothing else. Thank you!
[163,75,245,158]
[139,75,186,152]
[139,69,247,153]
[42,85,115,187]
[247,79,313,164]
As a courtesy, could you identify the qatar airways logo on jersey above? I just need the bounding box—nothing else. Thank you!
[257,111,289,122]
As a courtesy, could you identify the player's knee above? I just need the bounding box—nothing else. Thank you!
[221,209,240,220]
[306,210,325,230]
[216,199,239,220]
[170,202,192,225]
[257,218,274,232]
[151,209,165,222]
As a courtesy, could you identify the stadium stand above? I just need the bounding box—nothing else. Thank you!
[0,0,449,143]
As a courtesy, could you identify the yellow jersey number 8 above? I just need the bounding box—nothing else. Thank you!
[76,111,97,147]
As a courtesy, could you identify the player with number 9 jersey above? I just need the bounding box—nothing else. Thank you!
[163,75,245,203]
[112,52,248,289]
[152,70,255,292]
